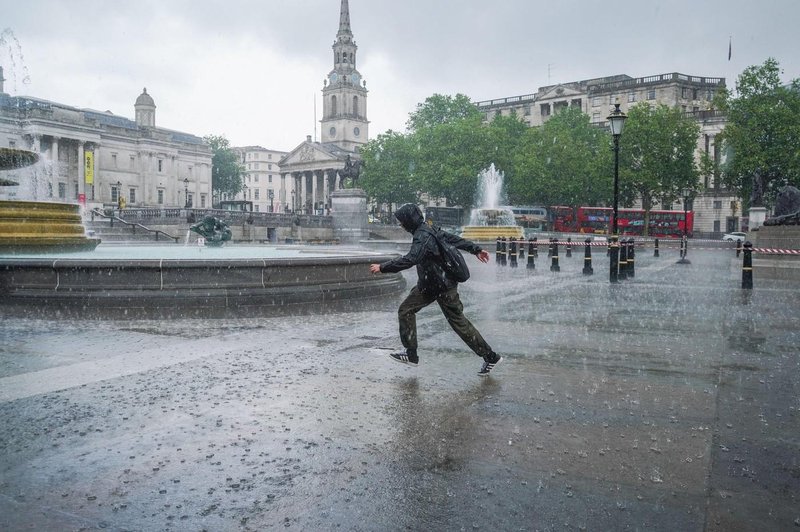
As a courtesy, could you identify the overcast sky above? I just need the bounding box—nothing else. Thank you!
[2,0,798,152]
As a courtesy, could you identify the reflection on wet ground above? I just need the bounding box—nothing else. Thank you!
[0,249,798,530]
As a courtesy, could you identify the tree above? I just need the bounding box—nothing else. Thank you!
[359,130,419,212]
[510,107,611,207]
[406,93,483,132]
[618,103,699,232]
[717,58,800,209]
[204,135,244,202]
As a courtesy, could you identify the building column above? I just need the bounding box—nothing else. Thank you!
[323,170,331,212]
[311,170,319,214]
[78,141,85,200]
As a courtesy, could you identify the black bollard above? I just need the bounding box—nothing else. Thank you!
[532,237,539,257]
[566,237,572,257]
[618,236,628,280]
[582,238,593,275]
[742,241,753,289]
[609,236,619,283]
[518,238,525,260]
[736,239,742,258]
[496,237,502,264]
[550,238,560,272]
[627,238,635,278]
[509,238,518,268]
[677,234,690,264]
[527,238,535,270]
[654,238,660,257]
[500,237,507,266]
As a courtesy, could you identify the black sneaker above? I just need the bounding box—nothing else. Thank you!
[389,351,418,366]
[478,353,503,376]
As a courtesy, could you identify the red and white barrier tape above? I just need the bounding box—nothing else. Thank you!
[496,241,800,255]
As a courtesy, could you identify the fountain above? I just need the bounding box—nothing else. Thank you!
[459,164,524,241]
[0,148,404,316]
[0,147,101,253]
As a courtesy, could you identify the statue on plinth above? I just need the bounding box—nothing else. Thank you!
[339,154,361,189]
[190,216,232,246]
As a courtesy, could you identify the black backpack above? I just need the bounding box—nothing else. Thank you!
[434,230,470,283]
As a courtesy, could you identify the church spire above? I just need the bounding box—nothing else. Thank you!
[338,0,352,40]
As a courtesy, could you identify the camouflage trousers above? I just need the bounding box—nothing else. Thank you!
[398,286,493,358]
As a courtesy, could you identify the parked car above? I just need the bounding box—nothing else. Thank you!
[722,231,747,242]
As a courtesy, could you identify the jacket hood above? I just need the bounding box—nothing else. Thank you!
[395,203,424,233]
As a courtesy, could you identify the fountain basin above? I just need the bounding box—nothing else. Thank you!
[0,246,405,317]
[0,200,100,253]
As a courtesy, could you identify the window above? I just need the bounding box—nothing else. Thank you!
[681,87,689,99]
[254,174,259,182]
[592,111,601,122]
[647,89,656,100]
[540,104,551,117]
[524,106,531,116]
[158,159,163,172]
[8,140,15,147]
[74,182,79,199]
[129,188,136,204]
[693,89,699,100]
[268,175,273,183]
[110,185,118,202]
[713,201,722,209]
[268,153,272,160]
[158,189,164,204]
[592,97,602,107]
[255,162,259,169]
[255,205,260,212]
[353,95,359,116]
[254,189,260,200]
[608,94,615,105]
[628,92,636,103]
[91,185,95,201]
[268,164,272,170]
[48,183,53,197]
[187,193,193,207]
[713,220,721,232]
[201,194,206,208]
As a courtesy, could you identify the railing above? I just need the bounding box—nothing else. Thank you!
[90,208,180,242]
[475,94,537,108]
[588,72,726,92]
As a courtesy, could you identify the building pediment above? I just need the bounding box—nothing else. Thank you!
[538,84,584,101]
[280,141,341,168]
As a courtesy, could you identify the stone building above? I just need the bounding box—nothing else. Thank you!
[0,72,212,209]
[476,73,740,234]
[279,0,369,214]
[233,145,288,212]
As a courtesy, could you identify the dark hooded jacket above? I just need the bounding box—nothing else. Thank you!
[379,203,482,296]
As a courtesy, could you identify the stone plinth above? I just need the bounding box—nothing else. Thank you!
[748,206,768,230]
[750,224,800,282]
[331,188,368,244]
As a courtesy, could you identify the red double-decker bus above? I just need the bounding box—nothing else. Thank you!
[549,205,576,232]
[617,208,693,238]
[549,206,693,237]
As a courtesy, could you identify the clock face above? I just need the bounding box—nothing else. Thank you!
[353,127,360,137]
[329,127,336,137]
[330,73,338,83]
[351,73,360,85]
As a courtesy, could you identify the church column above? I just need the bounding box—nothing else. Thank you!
[298,172,306,214]
[323,170,331,212]
[311,170,319,214]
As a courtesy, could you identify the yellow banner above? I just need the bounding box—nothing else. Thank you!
[84,151,94,184]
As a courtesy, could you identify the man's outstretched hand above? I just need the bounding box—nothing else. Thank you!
[370,263,381,274]
[477,250,490,263]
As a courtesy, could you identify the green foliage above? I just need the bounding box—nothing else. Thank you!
[359,130,419,208]
[618,103,700,212]
[718,58,800,208]
[406,94,483,132]
[511,107,611,207]
[204,134,244,200]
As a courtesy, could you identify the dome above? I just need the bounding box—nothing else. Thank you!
[135,87,155,107]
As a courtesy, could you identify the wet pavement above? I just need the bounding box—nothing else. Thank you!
[1,246,798,531]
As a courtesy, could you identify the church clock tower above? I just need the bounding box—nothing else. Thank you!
[320,0,368,152]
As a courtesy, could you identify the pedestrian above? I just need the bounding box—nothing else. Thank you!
[369,203,503,376]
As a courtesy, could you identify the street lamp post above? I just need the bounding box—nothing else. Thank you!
[183,177,189,208]
[268,190,274,213]
[607,103,627,283]
[677,187,692,264]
